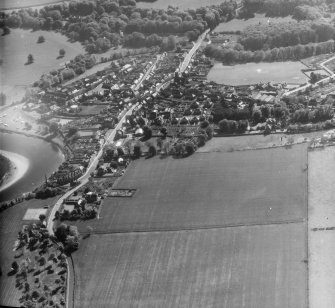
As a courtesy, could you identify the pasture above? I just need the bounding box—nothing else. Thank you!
[207,61,308,86]
[0,197,58,307]
[0,29,84,103]
[73,145,307,234]
[214,14,293,32]
[73,223,307,308]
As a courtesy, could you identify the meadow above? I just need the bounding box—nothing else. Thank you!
[73,223,307,308]
[0,29,84,103]
[214,14,293,32]
[207,61,308,86]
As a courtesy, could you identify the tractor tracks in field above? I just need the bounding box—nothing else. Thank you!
[82,218,306,236]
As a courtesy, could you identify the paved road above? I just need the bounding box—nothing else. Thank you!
[46,103,138,235]
[179,29,210,73]
[134,55,162,91]
[46,27,212,308]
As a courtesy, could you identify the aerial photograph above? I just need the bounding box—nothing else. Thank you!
[0,0,335,307]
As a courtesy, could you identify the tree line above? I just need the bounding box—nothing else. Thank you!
[2,0,237,53]
[204,40,335,64]
[239,20,335,51]
[241,0,330,18]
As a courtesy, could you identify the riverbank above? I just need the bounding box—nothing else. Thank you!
[0,153,10,181]
[0,150,30,193]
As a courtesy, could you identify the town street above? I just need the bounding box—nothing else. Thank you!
[179,29,210,73]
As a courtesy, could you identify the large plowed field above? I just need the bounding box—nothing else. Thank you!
[74,145,307,233]
[74,223,307,308]
[72,144,308,307]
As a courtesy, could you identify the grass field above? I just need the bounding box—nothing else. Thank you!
[0,28,84,103]
[0,197,58,306]
[73,223,307,308]
[207,61,308,86]
[214,14,293,32]
[72,145,307,234]
[77,105,106,116]
[308,147,335,308]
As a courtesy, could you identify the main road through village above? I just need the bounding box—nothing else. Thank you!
[46,29,208,236]
[45,30,208,308]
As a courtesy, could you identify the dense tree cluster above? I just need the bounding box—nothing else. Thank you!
[293,5,323,20]
[2,0,237,53]
[204,40,335,64]
[242,0,329,18]
[124,32,177,50]
[55,223,80,254]
[239,21,335,51]
[218,119,249,133]
[36,53,96,88]
[212,102,251,123]
[291,105,333,123]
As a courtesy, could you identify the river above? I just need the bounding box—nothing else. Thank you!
[0,132,64,202]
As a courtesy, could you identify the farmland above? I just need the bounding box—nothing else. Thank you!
[308,147,335,308]
[72,145,307,234]
[70,144,308,307]
[73,223,307,308]
[0,197,58,307]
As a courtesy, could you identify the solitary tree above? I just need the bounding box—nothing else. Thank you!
[37,35,45,43]
[39,214,46,222]
[59,48,66,57]
[27,54,34,64]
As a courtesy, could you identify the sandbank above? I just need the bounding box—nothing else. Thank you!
[0,150,29,192]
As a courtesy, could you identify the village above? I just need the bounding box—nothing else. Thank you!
[3,29,335,217]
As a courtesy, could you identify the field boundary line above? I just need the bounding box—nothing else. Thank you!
[81,218,306,236]
[306,148,310,308]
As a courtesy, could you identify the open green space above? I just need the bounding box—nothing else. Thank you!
[207,61,308,86]
[0,197,58,307]
[214,14,293,32]
[77,105,107,117]
[73,145,307,234]
[0,29,84,88]
[73,223,307,308]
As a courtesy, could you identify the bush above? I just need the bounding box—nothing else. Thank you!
[37,35,45,43]
[184,141,196,156]
[218,119,238,133]
[197,134,207,147]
